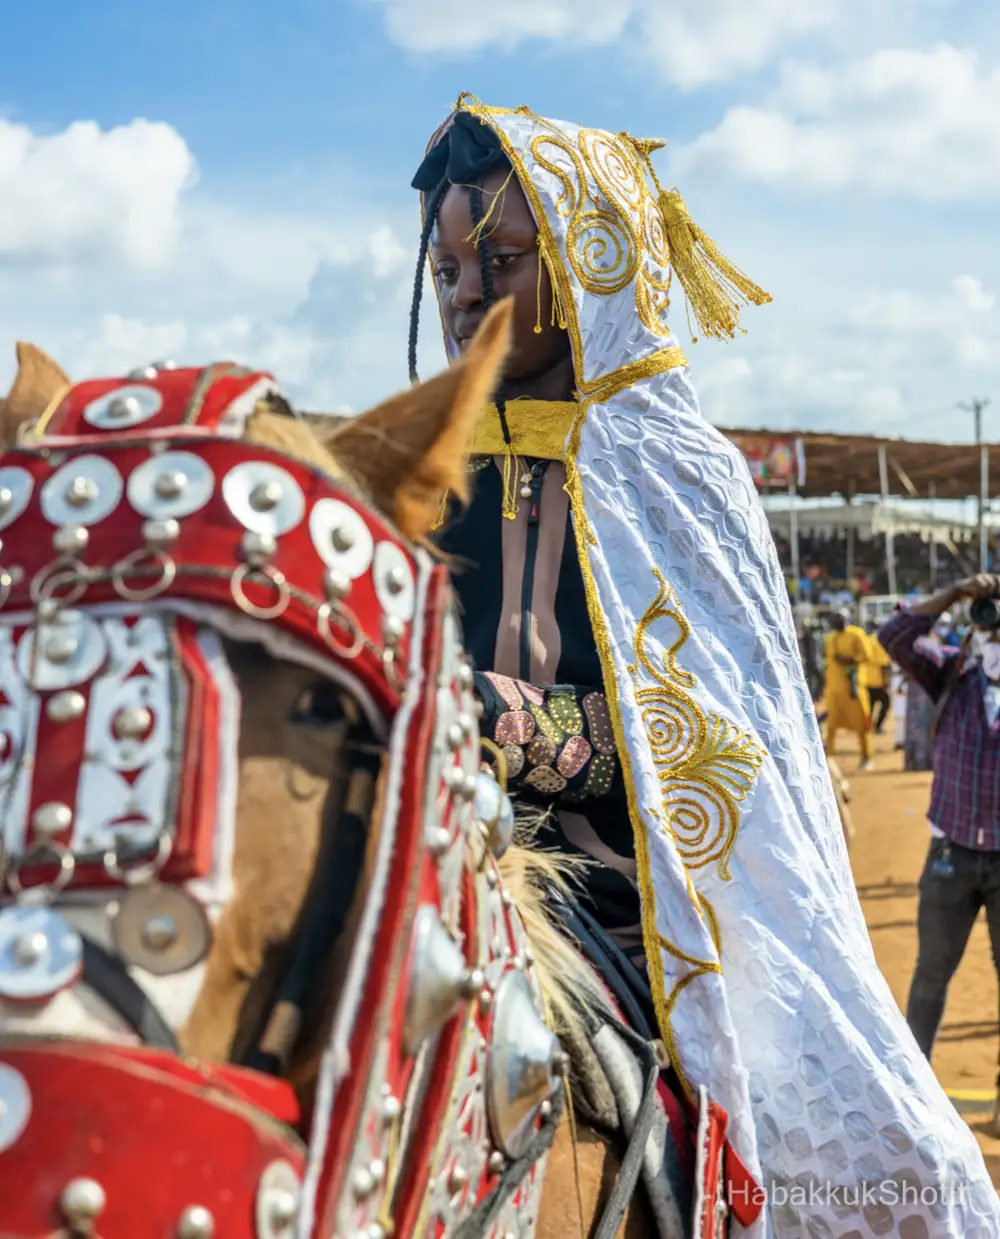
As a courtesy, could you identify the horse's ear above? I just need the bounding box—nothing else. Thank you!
[327,299,513,541]
[0,342,70,445]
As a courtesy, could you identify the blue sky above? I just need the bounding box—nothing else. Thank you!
[2,0,999,440]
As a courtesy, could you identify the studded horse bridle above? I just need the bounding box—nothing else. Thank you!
[0,362,565,1239]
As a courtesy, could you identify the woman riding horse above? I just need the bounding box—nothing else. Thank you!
[405,97,1000,1236]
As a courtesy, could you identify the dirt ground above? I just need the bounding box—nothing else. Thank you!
[836,726,1000,1184]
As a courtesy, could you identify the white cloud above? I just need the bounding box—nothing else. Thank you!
[367,0,843,85]
[641,0,836,90]
[0,110,448,418]
[700,273,1000,436]
[677,44,1000,198]
[0,118,196,268]
[851,275,997,337]
[368,0,630,55]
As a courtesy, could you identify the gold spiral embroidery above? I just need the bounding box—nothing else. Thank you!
[581,129,645,211]
[630,570,764,881]
[528,129,673,335]
[532,134,583,217]
[566,210,638,295]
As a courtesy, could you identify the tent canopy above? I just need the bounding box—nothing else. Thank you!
[716,428,994,500]
[763,500,979,541]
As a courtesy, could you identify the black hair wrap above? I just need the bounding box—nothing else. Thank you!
[411,112,508,192]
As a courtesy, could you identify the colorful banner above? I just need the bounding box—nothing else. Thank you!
[727,433,806,489]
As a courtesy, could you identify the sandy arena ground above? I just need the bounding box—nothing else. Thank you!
[835,726,1000,1184]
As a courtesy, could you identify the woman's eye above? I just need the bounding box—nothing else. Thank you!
[433,265,457,284]
[490,254,517,272]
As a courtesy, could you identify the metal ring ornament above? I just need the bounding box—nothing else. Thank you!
[6,843,76,898]
[317,601,365,659]
[102,831,174,887]
[230,563,291,620]
[30,560,90,607]
[112,549,177,602]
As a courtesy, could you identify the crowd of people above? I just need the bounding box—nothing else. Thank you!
[773,529,988,604]
[818,605,966,771]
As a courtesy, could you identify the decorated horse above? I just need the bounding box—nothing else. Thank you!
[0,318,730,1239]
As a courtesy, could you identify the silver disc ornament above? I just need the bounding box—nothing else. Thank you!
[83,383,164,431]
[0,904,84,1003]
[0,466,34,532]
[111,884,212,976]
[41,455,124,528]
[127,451,216,521]
[222,461,305,538]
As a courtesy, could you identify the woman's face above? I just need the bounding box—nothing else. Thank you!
[430,167,573,400]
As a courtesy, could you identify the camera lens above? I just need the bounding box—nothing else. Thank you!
[970,598,1000,629]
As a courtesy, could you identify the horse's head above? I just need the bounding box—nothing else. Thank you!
[0,306,597,1239]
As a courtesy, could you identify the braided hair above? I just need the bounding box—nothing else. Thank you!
[407,176,449,385]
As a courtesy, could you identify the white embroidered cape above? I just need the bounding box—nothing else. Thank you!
[430,97,1000,1237]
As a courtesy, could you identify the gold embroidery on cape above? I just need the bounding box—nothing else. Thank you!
[656,926,724,1096]
[630,569,765,882]
[529,130,673,337]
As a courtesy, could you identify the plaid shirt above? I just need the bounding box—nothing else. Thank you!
[880,608,1000,851]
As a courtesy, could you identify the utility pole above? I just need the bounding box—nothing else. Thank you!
[960,398,991,570]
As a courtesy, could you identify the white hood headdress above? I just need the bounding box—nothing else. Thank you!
[429,95,999,1236]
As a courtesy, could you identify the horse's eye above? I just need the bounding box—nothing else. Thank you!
[288,682,345,726]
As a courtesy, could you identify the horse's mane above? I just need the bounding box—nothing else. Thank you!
[244,406,346,477]
[246,406,601,1047]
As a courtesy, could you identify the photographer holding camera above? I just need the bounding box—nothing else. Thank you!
[880,576,1000,1118]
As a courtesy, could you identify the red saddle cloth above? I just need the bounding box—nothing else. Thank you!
[0,1041,305,1239]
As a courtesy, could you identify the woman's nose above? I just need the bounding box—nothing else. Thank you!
[452,261,483,312]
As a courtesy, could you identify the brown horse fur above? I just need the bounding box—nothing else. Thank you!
[0,312,655,1237]
[0,341,70,443]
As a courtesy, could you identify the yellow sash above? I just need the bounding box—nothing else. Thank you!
[471,399,577,462]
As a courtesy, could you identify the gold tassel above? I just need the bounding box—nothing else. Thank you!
[657,187,772,342]
[500,448,520,520]
[464,167,515,248]
[534,233,567,334]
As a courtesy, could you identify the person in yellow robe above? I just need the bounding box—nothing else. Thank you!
[824,610,873,766]
[860,622,893,734]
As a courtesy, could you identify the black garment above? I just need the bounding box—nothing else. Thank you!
[439,458,643,958]
[440,459,600,687]
[906,836,1000,1060]
[868,687,891,733]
